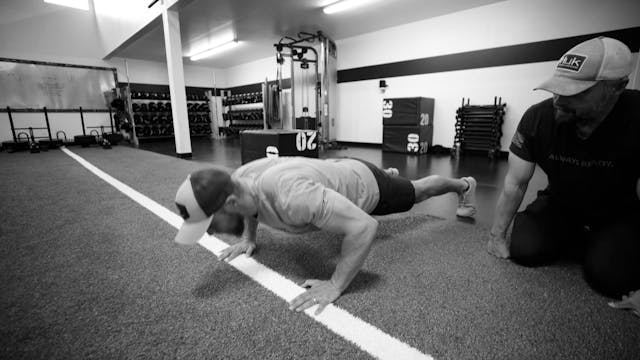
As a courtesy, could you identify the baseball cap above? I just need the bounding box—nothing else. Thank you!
[174,167,234,245]
[535,36,633,96]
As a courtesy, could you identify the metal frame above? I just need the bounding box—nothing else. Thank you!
[4,106,115,143]
[273,31,338,148]
[275,33,321,130]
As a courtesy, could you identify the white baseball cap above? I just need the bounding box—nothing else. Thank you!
[535,36,633,96]
[174,167,234,245]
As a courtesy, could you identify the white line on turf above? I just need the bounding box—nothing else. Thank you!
[61,147,433,360]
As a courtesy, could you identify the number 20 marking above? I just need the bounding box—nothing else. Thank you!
[296,131,318,151]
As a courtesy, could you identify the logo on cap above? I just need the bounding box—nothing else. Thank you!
[557,54,587,72]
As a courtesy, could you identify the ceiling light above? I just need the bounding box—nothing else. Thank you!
[323,0,375,14]
[190,41,239,61]
[44,0,89,10]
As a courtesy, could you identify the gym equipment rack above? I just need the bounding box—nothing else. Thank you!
[130,91,212,141]
[452,97,506,159]
[220,90,264,137]
[0,106,116,153]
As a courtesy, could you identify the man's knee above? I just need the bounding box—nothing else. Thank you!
[583,218,640,298]
[509,212,557,267]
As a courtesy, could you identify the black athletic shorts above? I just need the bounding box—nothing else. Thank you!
[354,159,416,215]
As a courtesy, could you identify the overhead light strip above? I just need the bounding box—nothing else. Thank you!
[323,0,374,14]
[43,0,89,10]
[190,40,239,61]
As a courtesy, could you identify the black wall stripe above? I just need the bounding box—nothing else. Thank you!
[337,26,640,83]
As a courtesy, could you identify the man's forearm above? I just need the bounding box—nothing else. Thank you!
[491,182,528,237]
[330,219,378,292]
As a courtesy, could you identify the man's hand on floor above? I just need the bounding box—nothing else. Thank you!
[608,290,640,318]
[218,240,256,262]
[289,279,341,315]
[487,233,510,259]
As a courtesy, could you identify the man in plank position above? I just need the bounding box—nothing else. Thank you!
[488,37,640,317]
[174,156,477,314]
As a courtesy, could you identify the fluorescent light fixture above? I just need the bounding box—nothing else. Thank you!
[323,0,374,14]
[190,40,239,61]
[44,0,89,10]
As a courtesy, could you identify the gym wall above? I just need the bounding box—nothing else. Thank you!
[221,0,640,150]
[334,0,640,148]
[108,57,227,89]
[0,4,106,67]
[93,0,166,59]
[225,56,292,90]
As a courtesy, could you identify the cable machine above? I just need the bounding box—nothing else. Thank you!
[269,31,339,149]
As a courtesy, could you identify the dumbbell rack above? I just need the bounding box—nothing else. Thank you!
[452,97,506,159]
[131,92,212,141]
[221,92,264,136]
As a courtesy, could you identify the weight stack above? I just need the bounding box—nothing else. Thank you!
[240,129,319,164]
[382,97,434,154]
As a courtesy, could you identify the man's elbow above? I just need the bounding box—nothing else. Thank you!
[359,217,378,242]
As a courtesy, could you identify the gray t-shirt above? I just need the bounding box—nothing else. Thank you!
[233,157,380,233]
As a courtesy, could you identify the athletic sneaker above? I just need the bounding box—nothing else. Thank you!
[456,177,477,218]
[608,289,640,318]
[384,167,399,177]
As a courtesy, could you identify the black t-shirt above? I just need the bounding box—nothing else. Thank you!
[510,89,640,222]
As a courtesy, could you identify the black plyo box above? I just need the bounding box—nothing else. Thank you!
[241,129,319,164]
[382,97,434,126]
[382,125,432,154]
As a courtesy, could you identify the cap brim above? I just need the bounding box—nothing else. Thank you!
[174,215,213,245]
[534,76,597,96]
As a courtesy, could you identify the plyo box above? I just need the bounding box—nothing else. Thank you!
[241,129,319,164]
[382,97,434,126]
[382,125,432,154]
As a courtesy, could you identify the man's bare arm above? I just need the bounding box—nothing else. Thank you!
[488,154,536,258]
[289,192,378,314]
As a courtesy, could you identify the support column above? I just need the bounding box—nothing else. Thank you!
[162,5,191,158]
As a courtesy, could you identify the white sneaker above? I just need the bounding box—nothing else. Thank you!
[456,177,477,218]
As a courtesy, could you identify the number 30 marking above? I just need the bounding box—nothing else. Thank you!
[382,100,393,119]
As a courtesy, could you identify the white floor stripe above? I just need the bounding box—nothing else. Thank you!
[62,147,433,360]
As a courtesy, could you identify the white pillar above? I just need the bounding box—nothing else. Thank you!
[162,6,191,157]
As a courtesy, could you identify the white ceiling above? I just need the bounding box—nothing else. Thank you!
[113,0,504,69]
